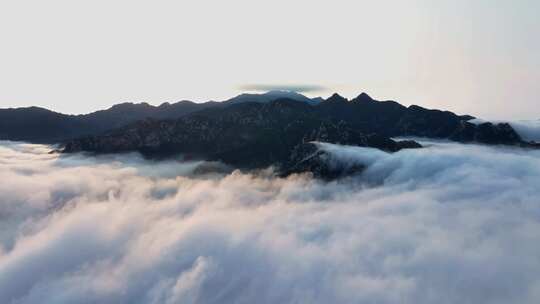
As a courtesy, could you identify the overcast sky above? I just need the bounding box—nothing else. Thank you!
[1,0,539,119]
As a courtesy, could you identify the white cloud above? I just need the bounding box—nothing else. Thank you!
[1,140,540,303]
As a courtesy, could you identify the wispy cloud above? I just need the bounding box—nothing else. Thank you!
[238,84,327,93]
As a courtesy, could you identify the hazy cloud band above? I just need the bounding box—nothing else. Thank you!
[238,84,327,93]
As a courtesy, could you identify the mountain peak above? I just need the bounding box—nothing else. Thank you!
[353,92,374,103]
[263,90,310,100]
[225,90,320,105]
[326,93,348,103]
[110,102,152,110]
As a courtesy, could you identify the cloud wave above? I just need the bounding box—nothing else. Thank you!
[1,140,540,303]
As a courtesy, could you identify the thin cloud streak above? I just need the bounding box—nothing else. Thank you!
[238,84,327,93]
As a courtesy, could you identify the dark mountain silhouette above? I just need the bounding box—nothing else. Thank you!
[62,99,422,171]
[0,101,215,143]
[2,91,537,177]
[59,93,538,176]
[0,91,321,143]
[0,107,95,143]
[223,90,322,105]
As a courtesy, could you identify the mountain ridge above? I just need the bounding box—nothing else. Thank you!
[4,90,537,178]
[0,91,316,143]
[1,91,535,148]
[58,95,538,177]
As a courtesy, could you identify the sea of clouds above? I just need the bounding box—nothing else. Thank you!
[1,140,540,304]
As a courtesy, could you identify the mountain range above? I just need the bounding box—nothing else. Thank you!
[0,91,321,143]
[2,91,537,178]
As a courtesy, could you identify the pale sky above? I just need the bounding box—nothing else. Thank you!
[1,0,539,119]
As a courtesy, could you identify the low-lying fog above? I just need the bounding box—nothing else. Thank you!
[1,140,540,304]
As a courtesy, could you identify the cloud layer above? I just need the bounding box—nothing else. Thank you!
[1,140,540,303]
